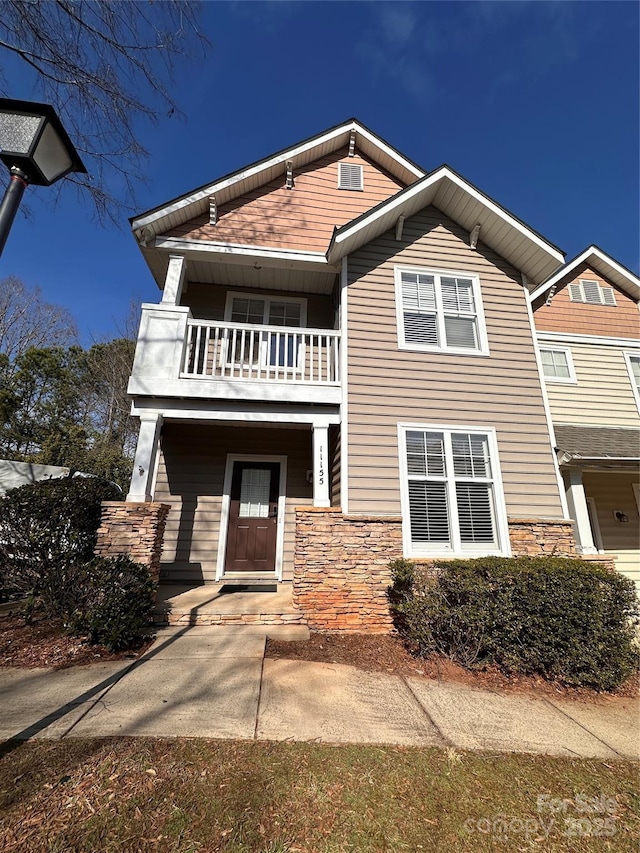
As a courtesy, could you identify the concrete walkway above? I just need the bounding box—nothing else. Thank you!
[0,625,638,758]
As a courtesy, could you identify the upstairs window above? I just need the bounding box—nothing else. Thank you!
[624,352,640,413]
[338,162,363,190]
[569,279,617,306]
[539,345,576,384]
[226,294,305,328]
[399,425,508,557]
[395,267,489,355]
[224,292,306,370]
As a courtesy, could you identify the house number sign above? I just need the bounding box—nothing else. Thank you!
[318,446,325,486]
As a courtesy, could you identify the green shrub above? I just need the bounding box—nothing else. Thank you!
[388,556,639,691]
[67,556,156,652]
[0,476,121,614]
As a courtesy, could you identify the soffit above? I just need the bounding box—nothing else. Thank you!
[141,245,338,294]
[328,168,565,287]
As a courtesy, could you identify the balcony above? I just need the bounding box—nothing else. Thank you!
[128,303,342,406]
[182,319,340,384]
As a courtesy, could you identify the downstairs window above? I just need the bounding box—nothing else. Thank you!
[399,424,509,557]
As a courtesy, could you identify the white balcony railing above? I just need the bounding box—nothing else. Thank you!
[181,319,341,384]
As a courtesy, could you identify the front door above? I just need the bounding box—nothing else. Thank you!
[224,461,280,573]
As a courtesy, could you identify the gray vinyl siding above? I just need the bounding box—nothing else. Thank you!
[154,422,312,582]
[346,206,564,519]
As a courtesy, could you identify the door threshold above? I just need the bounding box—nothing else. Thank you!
[219,575,280,586]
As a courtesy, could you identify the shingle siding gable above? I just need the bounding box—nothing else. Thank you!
[163,147,406,254]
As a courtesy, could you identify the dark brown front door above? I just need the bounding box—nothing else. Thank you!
[224,461,279,573]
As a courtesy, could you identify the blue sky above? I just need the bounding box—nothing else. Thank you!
[1,1,638,345]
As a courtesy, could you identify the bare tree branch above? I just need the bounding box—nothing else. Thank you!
[0,1,208,226]
[0,276,77,363]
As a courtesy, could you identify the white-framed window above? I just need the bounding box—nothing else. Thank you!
[398,423,510,558]
[569,279,617,306]
[539,345,577,384]
[338,162,363,191]
[394,267,489,355]
[223,292,307,370]
[224,292,307,328]
[623,351,640,413]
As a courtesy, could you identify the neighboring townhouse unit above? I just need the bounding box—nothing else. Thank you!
[531,247,640,593]
[118,119,633,629]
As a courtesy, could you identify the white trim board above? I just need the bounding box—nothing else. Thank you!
[536,331,640,348]
[128,377,341,406]
[339,257,349,513]
[216,454,288,582]
[154,237,335,271]
[524,288,570,519]
[131,398,340,426]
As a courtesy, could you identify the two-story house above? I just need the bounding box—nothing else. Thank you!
[119,119,629,630]
[532,247,640,593]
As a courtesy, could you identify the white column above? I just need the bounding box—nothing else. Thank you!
[312,423,330,507]
[126,413,163,502]
[565,469,596,553]
[161,254,187,305]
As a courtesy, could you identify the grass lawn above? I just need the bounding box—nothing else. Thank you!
[0,738,637,852]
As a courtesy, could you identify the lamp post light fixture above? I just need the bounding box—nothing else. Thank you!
[0,98,87,257]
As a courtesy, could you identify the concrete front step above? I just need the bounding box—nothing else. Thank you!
[157,613,307,626]
[154,581,307,628]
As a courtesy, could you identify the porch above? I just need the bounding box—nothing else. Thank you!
[128,420,338,586]
[564,466,640,594]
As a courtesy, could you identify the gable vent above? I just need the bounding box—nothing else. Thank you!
[569,279,617,306]
[338,162,363,191]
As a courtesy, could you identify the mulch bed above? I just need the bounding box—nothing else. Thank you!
[266,632,640,701]
[2,611,637,700]
[0,614,154,669]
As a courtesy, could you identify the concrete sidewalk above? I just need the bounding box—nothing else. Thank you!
[0,625,638,758]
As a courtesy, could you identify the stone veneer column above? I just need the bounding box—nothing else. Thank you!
[293,508,403,632]
[95,501,170,583]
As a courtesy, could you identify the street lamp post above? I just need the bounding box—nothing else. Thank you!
[0,98,86,257]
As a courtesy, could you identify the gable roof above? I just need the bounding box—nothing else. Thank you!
[130,119,426,242]
[529,245,640,303]
[327,165,565,287]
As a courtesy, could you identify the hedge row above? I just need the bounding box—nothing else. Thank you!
[0,477,155,651]
[388,557,639,691]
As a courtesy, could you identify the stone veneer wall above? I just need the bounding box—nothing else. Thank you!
[95,501,170,583]
[507,517,577,557]
[293,508,402,632]
[293,510,585,632]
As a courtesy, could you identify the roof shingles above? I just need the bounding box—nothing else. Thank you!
[555,425,640,460]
